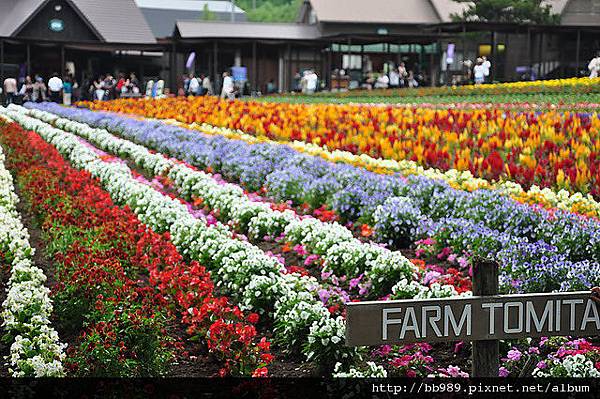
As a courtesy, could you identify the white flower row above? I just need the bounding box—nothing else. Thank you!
[19,106,418,295]
[1,106,353,365]
[175,120,600,218]
[0,118,65,377]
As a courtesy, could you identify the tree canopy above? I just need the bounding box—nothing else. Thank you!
[451,0,560,24]
[236,0,302,22]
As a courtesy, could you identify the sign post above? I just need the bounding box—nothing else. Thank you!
[472,260,499,377]
[345,261,600,377]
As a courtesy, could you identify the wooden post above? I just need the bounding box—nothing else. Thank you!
[527,27,532,77]
[361,44,365,81]
[213,41,218,94]
[0,39,4,88]
[538,32,543,78]
[252,40,257,93]
[575,29,581,76]
[287,43,292,92]
[491,30,497,82]
[327,43,332,91]
[170,40,177,93]
[346,36,352,88]
[60,44,65,77]
[26,43,31,76]
[472,260,499,377]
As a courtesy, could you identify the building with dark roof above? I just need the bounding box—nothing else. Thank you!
[170,0,600,94]
[0,0,162,96]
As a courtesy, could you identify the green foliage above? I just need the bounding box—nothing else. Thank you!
[451,0,560,24]
[202,3,216,21]
[237,0,303,22]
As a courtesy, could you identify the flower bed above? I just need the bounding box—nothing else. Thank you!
[3,103,598,378]
[21,105,421,300]
[37,102,600,219]
[2,106,485,377]
[0,119,270,377]
[21,104,600,295]
[79,90,600,199]
[0,119,65,377]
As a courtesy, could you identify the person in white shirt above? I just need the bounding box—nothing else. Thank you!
[389,68,400,88]
[398,62,408,87]
[188,73,200,96]
[588,55,600,78]
[3,77,17,106]
[482,56,491,82]
[374,73,389,89]
[202,75,213,95]
[47,73,63,103]
[221,71,234,99]
[306,70,318,94]
[473,58,485,85]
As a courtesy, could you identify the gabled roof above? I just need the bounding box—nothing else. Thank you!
[176,20,321,40]
[0,0,156,43]
[0,0,45,38]
[305,0,584,26]
[307,0,442,24]
[135,0,246,13]
[136,0,247,38]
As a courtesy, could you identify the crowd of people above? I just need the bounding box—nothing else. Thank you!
[2,73,77,106]
[2,71,142,106]
[89,73,141,101]
[359,62,424,90]
[181,71,247,100]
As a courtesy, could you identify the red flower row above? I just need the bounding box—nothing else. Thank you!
[0,121,272,377]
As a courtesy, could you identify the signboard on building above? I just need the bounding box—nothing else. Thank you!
[231,66,247,82]
[49,19,64,32]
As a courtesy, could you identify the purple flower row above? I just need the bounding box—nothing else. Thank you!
[26,102,600,293]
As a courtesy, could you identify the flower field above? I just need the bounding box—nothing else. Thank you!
[1,91,600,379]
[82,81,600,201]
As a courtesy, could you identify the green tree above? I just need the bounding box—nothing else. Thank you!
[236,0,302,22]
[202,3,216,21]
[452,0,560,24]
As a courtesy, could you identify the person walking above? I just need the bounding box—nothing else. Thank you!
[398,62,408,87]
[116,73,127,97]
[32,76,47,102]
[188,73,200,96]
[3,76,17,106]
[588,54,600,78]
[62,75,73,105]
[473,58,485,85]
[128,73,140,94]
[389,67,400,89]
[482,56,491,83]
[221,71,234,99]
[71,75,80,102]
[202,74,213,96]
[93,76,105,101]
[19,76,34,102]
[306,70,318,94]
[47,73,63,103]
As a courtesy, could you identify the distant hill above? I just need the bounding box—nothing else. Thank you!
[236,0,302,22]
